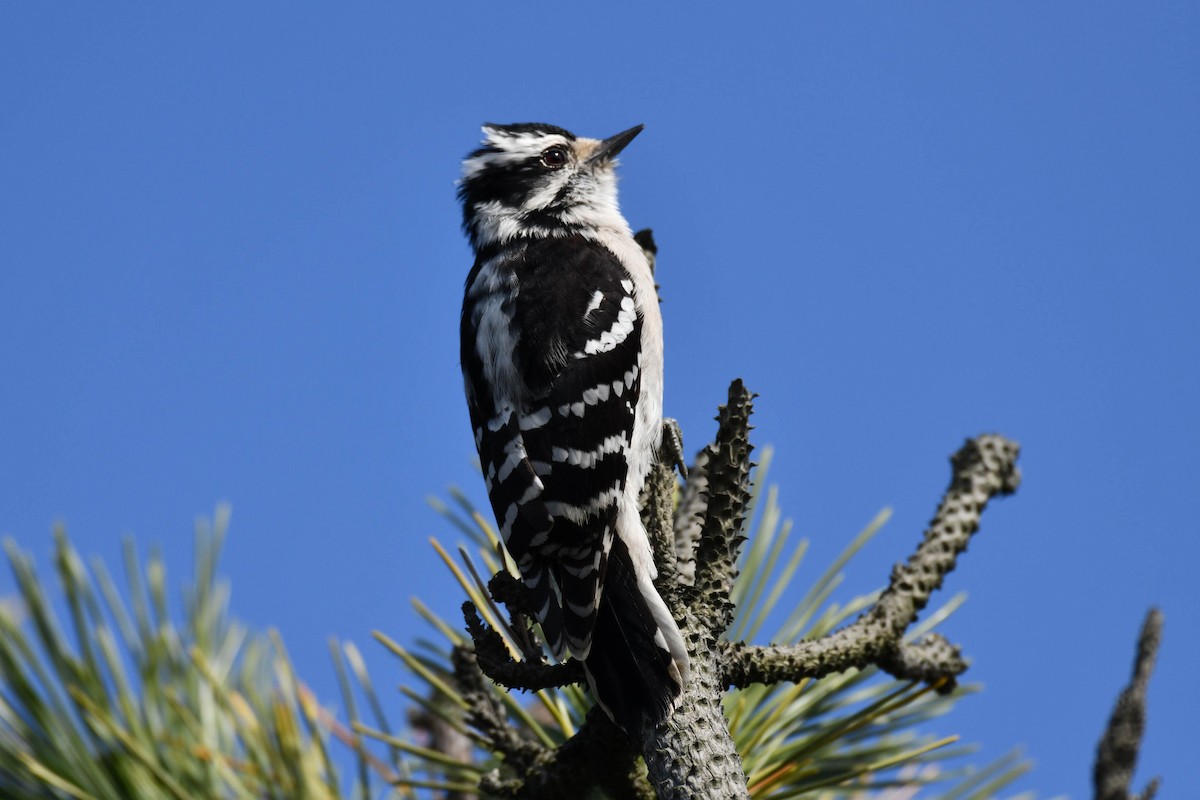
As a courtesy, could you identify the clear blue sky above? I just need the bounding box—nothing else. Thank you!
[2,4,1196,797]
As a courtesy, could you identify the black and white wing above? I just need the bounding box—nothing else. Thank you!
[461,235,642,661]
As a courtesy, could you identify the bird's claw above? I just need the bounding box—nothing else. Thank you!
[662,418,687,479]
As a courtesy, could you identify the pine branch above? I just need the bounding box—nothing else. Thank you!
[644,460,682,600]
[635,380,756,800]
[462,666,653,800]
[722,434,1021,692]
[1094,608,1163,800]
[451,644,548,789]
[877,633,967,687]
[687,380,756,634]
[637,606,751,800]
[461,601,583,691]
[671,447,710,586]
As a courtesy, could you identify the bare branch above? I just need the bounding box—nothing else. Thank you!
[639,607,752,800]
[461,601,584,692]
[1094,608,1163,800]
[722,434,1020,690]
[456,603,655,798]
[471,704,652,800]
[877,633,967,690]
[672,448,710,587]
[452,644,547,778]
[689,380,756,633]
[634,228,657,277]
[643,461,681,599]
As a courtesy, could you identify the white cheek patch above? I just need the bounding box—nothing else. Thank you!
[525,173,572,211]
[469,200,566,247]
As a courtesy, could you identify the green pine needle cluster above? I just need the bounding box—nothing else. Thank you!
[0,507,411,800]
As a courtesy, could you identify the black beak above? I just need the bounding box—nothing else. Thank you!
[586,124,644,166]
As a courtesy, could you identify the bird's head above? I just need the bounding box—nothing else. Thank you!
[458,122,643,249]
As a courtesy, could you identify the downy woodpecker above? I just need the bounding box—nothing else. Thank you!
[458,123,689,731]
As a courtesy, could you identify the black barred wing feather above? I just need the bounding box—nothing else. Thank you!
[462,236,642,661]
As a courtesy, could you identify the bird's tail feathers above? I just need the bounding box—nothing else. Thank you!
[556,549,605,659]
[583,538,688,732]
[521,562,567,660]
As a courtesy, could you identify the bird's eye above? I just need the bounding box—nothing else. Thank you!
[541,146,569,168]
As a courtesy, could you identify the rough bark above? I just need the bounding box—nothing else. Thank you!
[722,434,1021,694]
[635,381,756,799]
[1093,609,1163,800]
[637,611,748,800]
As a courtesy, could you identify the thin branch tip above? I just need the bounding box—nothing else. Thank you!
[689,381,756,630]
[1094,608,1163,800]
[460,599,583,692]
